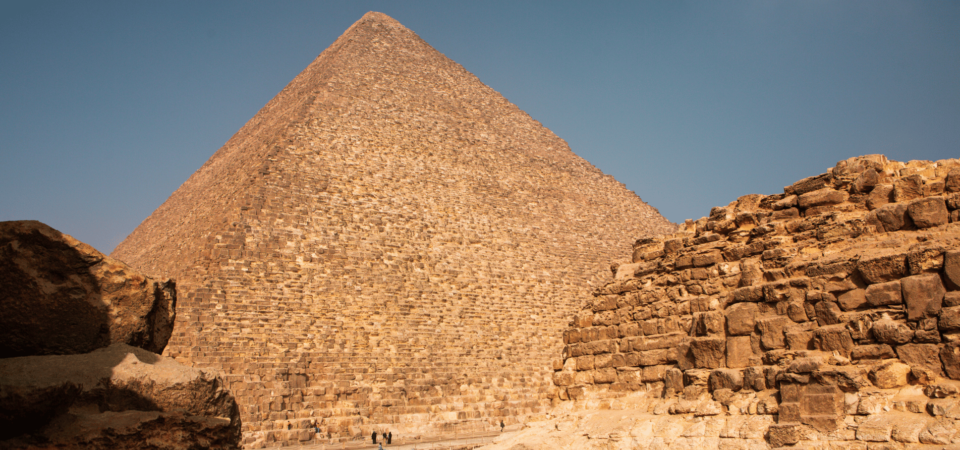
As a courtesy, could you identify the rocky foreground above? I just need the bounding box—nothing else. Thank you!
[490,155,960,449]
[0,221,241,449]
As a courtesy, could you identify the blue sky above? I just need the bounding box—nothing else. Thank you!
[1,1,958,254]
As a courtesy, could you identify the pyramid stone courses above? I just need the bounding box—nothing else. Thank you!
[112,12,674,447]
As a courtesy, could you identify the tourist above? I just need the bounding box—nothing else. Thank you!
[372,430,377,444]
[500,420,504,432]
[387,431,392,444]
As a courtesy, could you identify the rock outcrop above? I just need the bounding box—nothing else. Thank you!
[538,156,960,449]
[0,344,240,449]
[110,11,675,447]
[0,221,241,449]
[0,220,176,357]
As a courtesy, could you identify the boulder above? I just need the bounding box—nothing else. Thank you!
[0,343,241,448]
[0,221,175,358]
[874,203,911,232]
[941,341,960,380]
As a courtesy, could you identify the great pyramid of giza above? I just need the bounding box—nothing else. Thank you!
[112,12,675,448]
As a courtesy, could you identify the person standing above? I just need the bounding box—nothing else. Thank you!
[500,420,505,432]
[387,431,392,444]
[372,430,377,444]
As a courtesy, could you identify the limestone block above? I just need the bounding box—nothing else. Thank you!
[743,366,767,391]
[838,288,867,311]
[690,337,726,369]
[813,325,854,357]
[946,169,960,192]
[919,419,956,445]
[901,273,945,320]
[664,368,684,393]
[851,344,896,361]
[799,188,849,209]
[724,303,758,336]
[815,300,843,326]
[812,366,870,392]
[786,173,833,196]
[851,168,880,193]
[867,184,894,210]
[874,203,912,232]
[767,424,800,447]
[726,336,757,369]
[693,311,725,336]
[891,419,926,443]
[927,398,960,418]
[871,318,914,344]
[894,175,924,203]
[708,369,743,392]
[856,415,894,442]
[757,316,790,350]
[858,252,909,284]
[940,306,960,331]
[940,341,960,380]
[865,280,902,306]
[944,251,960,290]
[897,343,944,377]
[907,197,949,229]
[868,361,911,389]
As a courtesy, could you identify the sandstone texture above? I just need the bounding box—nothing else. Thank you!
[0,221,241,449]
[0,220,176,357]
[110,11,675,448]
[0,344,241,449]
[544,155,960,449]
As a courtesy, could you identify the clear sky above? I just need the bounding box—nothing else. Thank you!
[1,1,958,254]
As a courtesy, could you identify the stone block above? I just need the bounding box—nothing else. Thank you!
[709,369,743,392]
[894,175,923,203]
[866,184,893,210]
[815,300,843,326]
[767,424,801,447]
[865,280,902,306]
[907,197,948,229]
[940,306,960,331]
[919,419,956,445]
[901,273,946,320]
[664,368,684,393]
[593,368,617,384]
[851,344,896,361]
[731,285,765,303]
[693,311,725,336]
[947,291,960,307]
[868,361,911,389]
[813,325,854,357]
[757,316,790,350]
[743,366,766,391]
[690,337,726,369]
[891,420,925,443]
[858,252,908,284]
[799,188,848,209]
[898,343,944,377]
[725,335,757,369]
[785,329,813,350]
[856,416,893,442]
[638,348,678,366]
[694,250,723,267]
[944,251,960,290]
[641,365,670,382]
[870,318,914,344]
[725,303,758,336]
[940,341,960,380]
[946,169,960,192]
[838,289,867,311]
[874,203,911,232]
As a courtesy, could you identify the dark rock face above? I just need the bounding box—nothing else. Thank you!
[0,220,175,357]
[0,221,241,449]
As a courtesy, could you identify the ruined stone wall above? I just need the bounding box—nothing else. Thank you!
[111,12,675,449]
[554,155,960,448]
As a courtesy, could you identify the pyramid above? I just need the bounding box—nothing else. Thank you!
[112,12,675,448]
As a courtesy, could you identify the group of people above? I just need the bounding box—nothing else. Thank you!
[372,430,393,446]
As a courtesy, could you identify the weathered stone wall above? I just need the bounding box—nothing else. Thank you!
[554,155,960,447]
[111,12,675,448]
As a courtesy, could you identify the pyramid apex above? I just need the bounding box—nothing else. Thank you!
[351,11,406,30]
